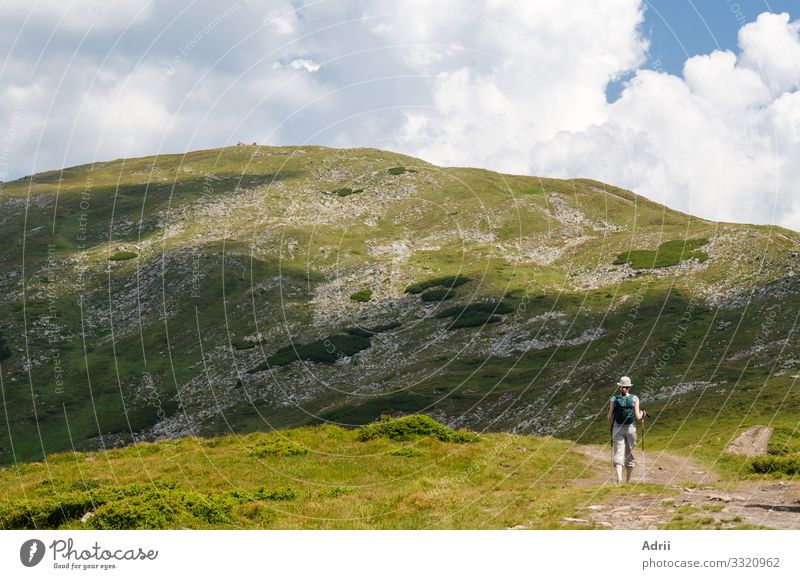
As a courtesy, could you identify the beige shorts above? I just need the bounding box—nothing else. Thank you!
[612,422,637,468]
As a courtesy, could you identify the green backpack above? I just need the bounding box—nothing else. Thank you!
[613,393,635,425]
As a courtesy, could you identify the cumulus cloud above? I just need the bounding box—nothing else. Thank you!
[528,12,800,229]
[1,1,800,230]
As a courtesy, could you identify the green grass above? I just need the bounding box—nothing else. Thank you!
[767,426,800,455]
[0,418,634,529]
[0,143,796,476]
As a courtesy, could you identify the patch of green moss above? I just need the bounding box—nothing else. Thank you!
[350,289,372,302]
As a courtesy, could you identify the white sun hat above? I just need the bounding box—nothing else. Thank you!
[617,376,632,388]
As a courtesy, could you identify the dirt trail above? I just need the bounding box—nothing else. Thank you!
[725,426,774,456]
[567,444,800,530]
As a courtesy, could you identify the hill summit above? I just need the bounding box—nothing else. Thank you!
[0,145,798,464]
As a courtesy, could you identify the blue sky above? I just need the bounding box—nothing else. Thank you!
[607,0,799,99]
[1,1,800,228]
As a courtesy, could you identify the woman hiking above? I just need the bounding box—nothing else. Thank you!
[607,376,647,483]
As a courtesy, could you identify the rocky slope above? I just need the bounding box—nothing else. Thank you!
[0,145,798,463]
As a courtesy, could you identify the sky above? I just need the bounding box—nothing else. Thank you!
[1,0,800,229]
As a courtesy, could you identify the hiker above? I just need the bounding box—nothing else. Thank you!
[607,376,647,483]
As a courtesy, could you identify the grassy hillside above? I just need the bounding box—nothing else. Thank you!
[0,417,636,530]
[0,145,798,469]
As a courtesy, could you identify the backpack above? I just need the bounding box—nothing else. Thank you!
[613,393,635,425]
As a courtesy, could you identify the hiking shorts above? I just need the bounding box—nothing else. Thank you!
[612,422,637,468]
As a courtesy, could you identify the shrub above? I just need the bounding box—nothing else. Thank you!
[357,414,478,443]
[350,289,372,302]
[404,275,470,295]
[248,439,308,458]
[448,313,503,329]
[0,335,11,361]
[333,187,364,197]
[434,301,512,329]
[344,322,400,338]
[436,301,513,318]
[420,288,455,302]
[614,238,709,270]
[232,486,298,502]
[108,250,137,261]
[0,481,299,530]
[0,492,96,530]
[69,479,103,491]
[248,333,372,371]
[387,166,406,175]
[232,338,258,350]
[748,455,800,476]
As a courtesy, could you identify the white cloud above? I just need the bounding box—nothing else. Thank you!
[273,59,321,73]
[2,1,800,231]
[1,0,154,33]
[526,13,800,229]
[739,12,800,95]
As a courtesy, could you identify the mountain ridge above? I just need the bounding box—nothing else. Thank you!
[0,145,798,465]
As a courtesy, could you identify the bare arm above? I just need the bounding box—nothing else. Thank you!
[607,399,614,423]
[634,398,645,421]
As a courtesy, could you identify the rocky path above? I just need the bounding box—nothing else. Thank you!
[567,444,800,530]
[725,426,774,456]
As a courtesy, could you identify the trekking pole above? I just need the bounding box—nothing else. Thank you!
[640,413,646,482]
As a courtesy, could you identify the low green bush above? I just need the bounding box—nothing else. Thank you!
[420,288,455,302]
[232,338,258,350]
[387,166,406,175]
[357,414,478,443]
[614,238,709,270]
[748,455,800,476]
[436,301,514,318]
[435,301,513,328]
[248,333,372,371]
[344,322,400,338]
[448,313,503,329]
[350,289,372,302]
[108,250,137,261]
[333,187,364,197]
[404,275,470,294]
[0,480,301,530]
